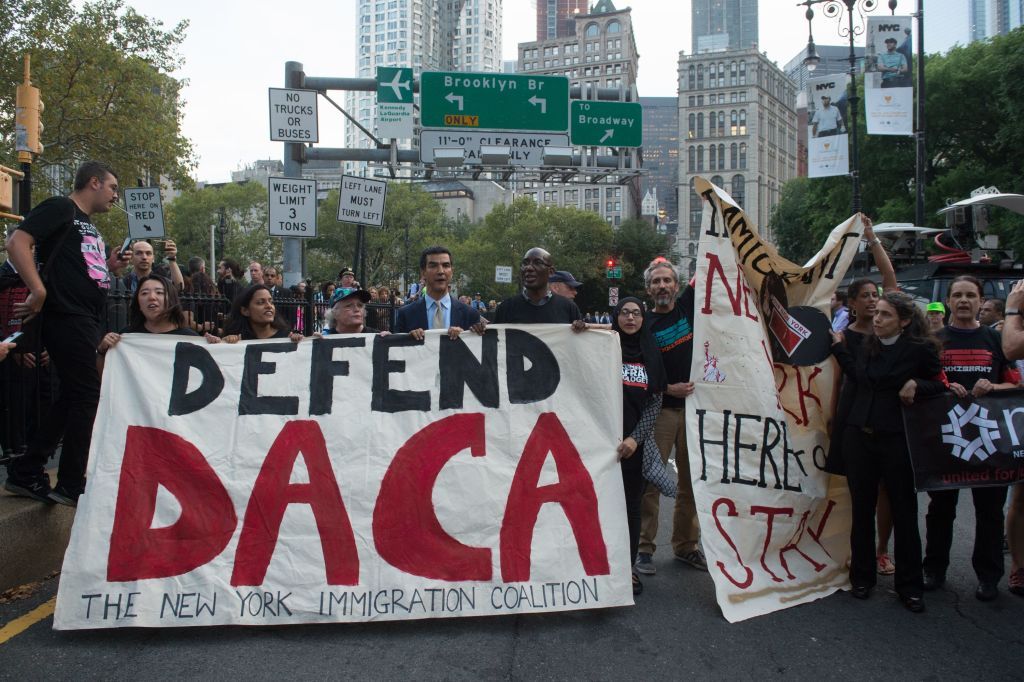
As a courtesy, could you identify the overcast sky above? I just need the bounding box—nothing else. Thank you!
[122,0,962,183]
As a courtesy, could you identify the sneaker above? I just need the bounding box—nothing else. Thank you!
[923,571,945,591]
[976,581,998,602]
[47,485,80,507]
[4,477,55,503]
[634,553,656,575]
[876,553,896,575]
[1008,568,1024,597]
[675,548,709,572]
[632,572,643,596]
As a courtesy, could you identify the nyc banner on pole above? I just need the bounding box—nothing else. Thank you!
[807,76,850,178]
[688,177,856,622]
[904,390,1024,491]
[54,329,631,629]
[864,16,915,136]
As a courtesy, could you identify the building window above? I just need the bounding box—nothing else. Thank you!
[688,146,696,171]
[696,113,704,138]
[739,61,746,85]
[697,64,704,89]
[730,110,738,136]
[717,111,725,137]
[717,144,725,170]
[739,143,747,169]
[688,65,695,90]
[709,144,716,169]
[585,23,599,37]
[697,145,704,171]
[739,110,747,135]
[711,174,724,188]
[730,143,738,169]
[607,20,621,34]
[688,113,695,139]
[732,175,745,207]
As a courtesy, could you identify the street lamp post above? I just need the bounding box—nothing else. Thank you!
[798,0,897,215]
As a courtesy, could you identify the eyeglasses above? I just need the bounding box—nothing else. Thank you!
[520,258,551,268]
[618,309,643,318]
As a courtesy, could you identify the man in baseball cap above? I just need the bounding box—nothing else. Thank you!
[549,270,582,301]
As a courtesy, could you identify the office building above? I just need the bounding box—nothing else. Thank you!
[677,47,799,276]
[517,0,641,225]
[639,96,679,222]
[343,0,502,175]
[971,0,1023,40]
[692,0,758,54]
[536,0,590,40]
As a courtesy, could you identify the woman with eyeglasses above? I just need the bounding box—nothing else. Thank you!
[612,297,671,596]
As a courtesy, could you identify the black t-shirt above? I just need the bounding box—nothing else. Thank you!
[938,325,1017,389]
[119,326,199,336]
[622,360,650,437]
[17,196,110,317]
[648,288,695,409]
[494,291,582,324]
[241,325,292,341]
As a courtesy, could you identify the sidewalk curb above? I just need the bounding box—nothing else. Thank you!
[0,488,74,593]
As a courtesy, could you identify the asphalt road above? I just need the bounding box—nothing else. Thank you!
[1,493,1023,681]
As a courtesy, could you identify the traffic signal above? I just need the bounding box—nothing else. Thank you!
[0,165,25,218]
[606,257,616,268]
[14,55,43,161]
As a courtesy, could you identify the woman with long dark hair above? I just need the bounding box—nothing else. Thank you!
[97,275,220,356]
[611,296,671,596]
[222,284,302,343]
[831,291,946,613]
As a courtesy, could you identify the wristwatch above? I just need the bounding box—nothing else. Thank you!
[1007,308,1021,316]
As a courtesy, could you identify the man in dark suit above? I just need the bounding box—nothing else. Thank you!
[394,246,483,339]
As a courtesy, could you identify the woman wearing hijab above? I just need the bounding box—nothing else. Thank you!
[612,297,671,596]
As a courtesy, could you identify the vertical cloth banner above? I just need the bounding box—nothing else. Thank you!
[687,177,856,622]
[54,328,631,629]
[807,75,850,178]
[864,16,915,136]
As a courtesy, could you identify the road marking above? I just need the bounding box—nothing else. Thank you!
[0,597,55,644]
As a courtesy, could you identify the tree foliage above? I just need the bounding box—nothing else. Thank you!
[770,28,1024,262]
[1,0,195,231]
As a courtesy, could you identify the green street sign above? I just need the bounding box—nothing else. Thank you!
[377,67,413,104]
[421,71,569,132]
[571,100,643,147]
[606,266,622,279]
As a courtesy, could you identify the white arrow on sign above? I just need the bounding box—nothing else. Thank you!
[599,129,614,143]
[445,93,464,110]
[528,96,547,114]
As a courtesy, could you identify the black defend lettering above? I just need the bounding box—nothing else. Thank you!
[783,421,807,492]
[239,343,300,415]
[371,334,430,413]
[759,416,784,489]
[168,342,225,416]
[505,329,560,404]
[309,337,366,415]
[439,329,499,410]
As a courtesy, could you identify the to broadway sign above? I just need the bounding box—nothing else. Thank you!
[54,329,631,629]
[570,101,643,147]
[420,72,569,133]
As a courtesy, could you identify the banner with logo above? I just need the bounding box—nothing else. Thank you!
[54,329,631,629]
[903,390,1024,490]
[864,16,915,135]
[688,176,856,623]
[807,76,850,178]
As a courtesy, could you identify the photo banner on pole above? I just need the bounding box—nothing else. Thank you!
[807,75,850,178]
[54,328,632,630]
[864,16,915,136]
[688,176,857,622]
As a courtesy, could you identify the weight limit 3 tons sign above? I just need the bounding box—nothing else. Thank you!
[268,177,317,237]
[338,175,388,227]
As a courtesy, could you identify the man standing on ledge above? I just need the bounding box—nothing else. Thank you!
[4,160,126,506]
[494,247,585,328]
[634,257,706,575]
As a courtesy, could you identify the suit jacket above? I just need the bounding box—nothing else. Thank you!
[394,296,481,333]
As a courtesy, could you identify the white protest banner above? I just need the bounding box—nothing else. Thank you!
[687,176,856,622]
[807,76,850,178]
[864,16,914,136]
[54,328,631,629]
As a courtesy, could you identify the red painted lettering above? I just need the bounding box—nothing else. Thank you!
[711,497,754,588]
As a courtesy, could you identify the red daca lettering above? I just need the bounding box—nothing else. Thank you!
[700,252,759,322]
[106,414,608,585]
[710,496,836,589]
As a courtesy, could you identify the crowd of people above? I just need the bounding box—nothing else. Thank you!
[2,161,1023,615]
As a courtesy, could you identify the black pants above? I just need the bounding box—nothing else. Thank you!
[621,449,644,566]
[8,311,102,493]
[843,426,923,597]
[924,486,1007,583]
